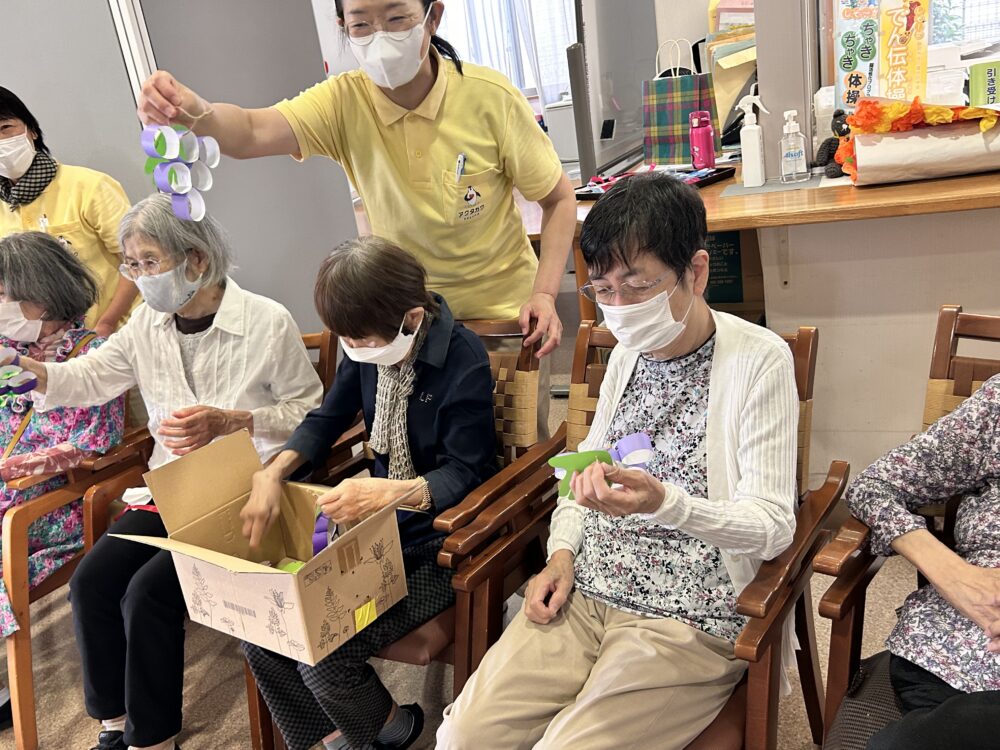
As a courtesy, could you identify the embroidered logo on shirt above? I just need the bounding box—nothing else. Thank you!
[419,392,434,403]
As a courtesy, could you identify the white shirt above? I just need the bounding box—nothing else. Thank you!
[41,278,323,471]
[548,310,799,691]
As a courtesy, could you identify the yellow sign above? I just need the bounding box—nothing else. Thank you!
[354,600,378,633]
[879,0,928,100]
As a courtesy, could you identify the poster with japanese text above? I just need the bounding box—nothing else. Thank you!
[834,1,881,111]
[970,62,1000,109]
[879,0,928,101]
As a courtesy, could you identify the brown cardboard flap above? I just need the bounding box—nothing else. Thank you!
[110,533,285,574]
[144,431,263,535]
[281,483,325,562]
[171,492,286,565]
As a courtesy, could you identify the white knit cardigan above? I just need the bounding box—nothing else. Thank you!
[548,310,799,691]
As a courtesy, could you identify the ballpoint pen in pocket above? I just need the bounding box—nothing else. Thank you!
[455,152,466,184]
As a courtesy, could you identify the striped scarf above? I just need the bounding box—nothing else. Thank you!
[0,152,58,210]
[368,313,433,480]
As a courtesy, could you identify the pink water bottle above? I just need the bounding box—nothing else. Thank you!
[689,111,716,169]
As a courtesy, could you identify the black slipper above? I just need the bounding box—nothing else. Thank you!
[374,704,424,750]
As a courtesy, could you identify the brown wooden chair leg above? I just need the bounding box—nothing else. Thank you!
[794,582,825,745]
[744,642,781,750]
[824,600,866,739]
[7,624,38,750]
[245,659,276,750]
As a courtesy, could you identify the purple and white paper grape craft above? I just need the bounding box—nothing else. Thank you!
[142,125,221,221]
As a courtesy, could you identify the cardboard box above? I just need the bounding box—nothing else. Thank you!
[113,431,407,665]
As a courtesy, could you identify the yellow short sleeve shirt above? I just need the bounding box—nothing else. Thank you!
[274,50,564,320]
[0,164,132,329]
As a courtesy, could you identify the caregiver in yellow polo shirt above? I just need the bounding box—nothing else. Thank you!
[0,88,138,338]
[137,0,577,356]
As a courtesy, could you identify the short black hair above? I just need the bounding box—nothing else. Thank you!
[580,172,707,280]
[0,88,49,154]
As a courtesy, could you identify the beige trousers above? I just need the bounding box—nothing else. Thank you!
[480,337,552,442]
[436,591,746,750]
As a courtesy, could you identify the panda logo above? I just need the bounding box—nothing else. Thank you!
[463,186,481,206]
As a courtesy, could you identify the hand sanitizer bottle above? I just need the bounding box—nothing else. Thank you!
[736,87,769,188]
[780,110,809,184]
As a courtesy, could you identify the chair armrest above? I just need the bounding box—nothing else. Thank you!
[813,516,872,577]
[3,428,153,492]
[818,546,886,621]
[736,460,850,619]
[77,427,153,472]
[434,424,567,534]
[449,475,558,594]
[5,472,60,491]
[83,462,148,551]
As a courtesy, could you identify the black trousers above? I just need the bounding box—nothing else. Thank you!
[867,655,1000,750]
[70,509,187,747]
[243,540,454,750]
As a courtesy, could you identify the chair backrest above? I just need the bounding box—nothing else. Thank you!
[567,321,818,493]
[923,304,1000,430]
[462,319,541,467]
[302,330,337,393]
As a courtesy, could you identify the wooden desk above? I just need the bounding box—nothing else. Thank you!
[519,169,1000,320]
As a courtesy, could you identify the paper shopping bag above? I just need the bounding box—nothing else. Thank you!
[643,40,723,165]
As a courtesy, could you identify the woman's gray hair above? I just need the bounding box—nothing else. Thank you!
[0,231,98,321]
[119,193,234,287]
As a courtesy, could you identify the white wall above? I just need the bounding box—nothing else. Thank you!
[760,209,1000,486]
[654,1,710,52]
[140,0,357,331]
[5,0,150,203]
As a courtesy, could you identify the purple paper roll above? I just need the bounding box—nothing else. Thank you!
[153,161,192,194]
[313,514,329,556]
[171,190,206,222]
[610,432,653,467]
[140,125,180,159]
[8,371,37,394]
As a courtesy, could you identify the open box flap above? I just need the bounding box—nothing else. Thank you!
[143,430,263,535]
[110,533,285,574]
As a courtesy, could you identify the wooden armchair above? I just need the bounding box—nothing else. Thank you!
[247,320,561,750]
[816,304,1000,748]
[3,427,153,750]
[459,320,848,750]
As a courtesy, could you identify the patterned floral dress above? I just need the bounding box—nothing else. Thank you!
[0,325,125,636]
[574,335,748,643]
[845,373,1000,692]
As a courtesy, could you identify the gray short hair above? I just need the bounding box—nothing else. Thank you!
[0,231,98,322]
[119,194,234,287]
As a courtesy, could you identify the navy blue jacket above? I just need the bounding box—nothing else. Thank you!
[284,296,497,548]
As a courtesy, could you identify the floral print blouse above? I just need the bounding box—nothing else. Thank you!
[574,335,747,643]
[845,373,1000,692]
[0,325,125,637]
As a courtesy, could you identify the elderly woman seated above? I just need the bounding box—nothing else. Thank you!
[8,193,323,750]
[437,173,799,750]
[239,236,498,750]
[0,232,125,726]
[844,373,1000,750]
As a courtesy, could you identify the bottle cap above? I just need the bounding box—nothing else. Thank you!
[783,110,801,135]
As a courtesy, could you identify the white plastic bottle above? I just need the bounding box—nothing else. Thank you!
[780,110,809,184]
[736,90,769,188]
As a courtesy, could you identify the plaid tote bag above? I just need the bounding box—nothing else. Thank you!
[643,40,723,165]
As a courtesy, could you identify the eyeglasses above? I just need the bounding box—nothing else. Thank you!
[579,275,668,305]
[119,258,164,280]
[345,5,431,45]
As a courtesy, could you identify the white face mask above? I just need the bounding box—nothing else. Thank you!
[0,132,36,181]
[598,282,694,353]
[0,301,43,343]
[134,261,204,314]
[348,6,432,89]
[341,317,417,366]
